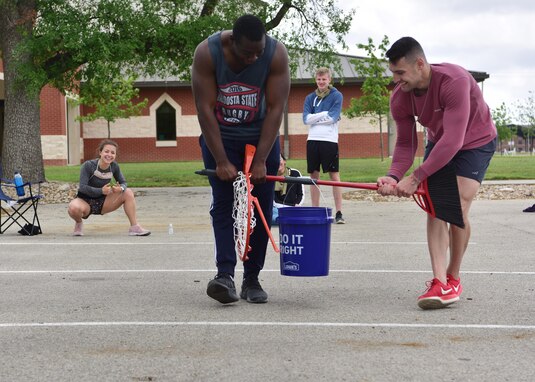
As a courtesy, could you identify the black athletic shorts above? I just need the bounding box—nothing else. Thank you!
[424,137,496,183]
[307,140,340,173]
[77,192,106,218]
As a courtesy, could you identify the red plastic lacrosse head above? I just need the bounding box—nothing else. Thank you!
[412,180,436,218]
[236,144,279,258]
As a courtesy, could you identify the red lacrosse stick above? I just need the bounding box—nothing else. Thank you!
[233,144,279,261]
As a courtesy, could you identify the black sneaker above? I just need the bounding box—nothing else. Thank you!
[240,276,268,303]
[206,273,239,304]
[335,211,345,224]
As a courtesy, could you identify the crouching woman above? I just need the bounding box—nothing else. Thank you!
[67,139,150,236]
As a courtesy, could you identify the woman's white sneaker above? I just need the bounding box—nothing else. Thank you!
[128,224,151,236]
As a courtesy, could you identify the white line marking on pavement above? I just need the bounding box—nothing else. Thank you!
[0,241,476,245]
[0,242,212,245]
[0,321,534,330]
[0,269,533,275]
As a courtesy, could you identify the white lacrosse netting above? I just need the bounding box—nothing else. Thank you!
[232,171,256,260]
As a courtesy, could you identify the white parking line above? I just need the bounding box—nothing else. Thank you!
[0,241,475,245]
[0,321,534,330]
[0,242,211,246]
[0,269,532,275]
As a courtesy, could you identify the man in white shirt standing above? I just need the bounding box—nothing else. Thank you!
[303,67,345,223]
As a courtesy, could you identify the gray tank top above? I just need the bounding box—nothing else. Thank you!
[207,31,277,139]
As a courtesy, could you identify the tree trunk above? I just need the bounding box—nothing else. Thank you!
[0,0,45,183]
[378,115,384,162]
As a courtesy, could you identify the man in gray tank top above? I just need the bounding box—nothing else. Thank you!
[192,14,290,304]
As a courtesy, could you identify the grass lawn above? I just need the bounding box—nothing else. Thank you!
[45,155,535,188]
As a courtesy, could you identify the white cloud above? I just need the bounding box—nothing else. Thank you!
[338,0,535,111]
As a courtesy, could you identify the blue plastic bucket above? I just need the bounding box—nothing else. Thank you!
[278,207,333,277]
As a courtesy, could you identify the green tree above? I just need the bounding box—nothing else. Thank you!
[492,102,513,153]
[76,76,148,139]
[344,36,391,161]
[515,91,535,154]
[0,0,354,182]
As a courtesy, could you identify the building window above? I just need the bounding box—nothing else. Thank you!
[156,101,176,141]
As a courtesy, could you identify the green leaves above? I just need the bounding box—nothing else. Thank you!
[514,91,535,152]
[16,1,355,93]
[75,75,148,138]
[345,36,391,120]
[344,36,392,161]
[492,102,513,146]
[1,0,356,179]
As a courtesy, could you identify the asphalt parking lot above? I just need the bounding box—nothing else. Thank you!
[1,186,534,381]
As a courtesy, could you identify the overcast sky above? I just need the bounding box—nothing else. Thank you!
[338,0,535,114]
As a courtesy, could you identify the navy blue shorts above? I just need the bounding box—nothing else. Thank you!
[199,135,280,278]
[307,140,340,173]
[424,137,496,183]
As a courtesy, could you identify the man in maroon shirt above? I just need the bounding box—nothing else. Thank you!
[377,37,497,309]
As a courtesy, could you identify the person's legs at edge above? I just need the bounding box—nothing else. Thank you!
[417,140,458,309]
[422,176,479,307]
[420,178,474,306]
[122,190,139,226]
[101,190,150,236]
[68,198,90,236]
[447,138,495,294]
[447,177,480,276]
[201,136,240,304]
[446,176,480,296]
[207,175,238,303]
[419,138,495,309]
[241,177,274,303]
[325,142,344,223]
[307,141,321,207]
[241,140,280,303]
[418,143,457,309]
[418,215,458,309]
[309,170,321,207]
[426,217,450,285]
[329,171,344,223]
[329,172,342,211]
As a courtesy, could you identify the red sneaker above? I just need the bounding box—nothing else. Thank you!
[417,278,459,309]
[447,274,463,296]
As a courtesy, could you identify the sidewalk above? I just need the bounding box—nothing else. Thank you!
[483,179,535,185]
[1,183,533,238]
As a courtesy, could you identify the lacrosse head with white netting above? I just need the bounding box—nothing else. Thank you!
[232,171,256,261]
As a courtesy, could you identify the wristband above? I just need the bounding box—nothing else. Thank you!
[120,185,126,192]
[386,174,399,182]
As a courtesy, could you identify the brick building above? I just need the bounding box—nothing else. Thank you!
[0,55,490,165]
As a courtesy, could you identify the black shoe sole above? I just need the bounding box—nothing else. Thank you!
[240,289,268,304]
[207,281,239,304]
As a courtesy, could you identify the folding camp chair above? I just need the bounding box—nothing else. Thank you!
[0,175,43,236]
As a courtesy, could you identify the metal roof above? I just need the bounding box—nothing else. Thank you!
[292,52,490,84]
[133,52,490,87]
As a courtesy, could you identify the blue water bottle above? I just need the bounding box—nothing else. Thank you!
[14,171,25,197]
